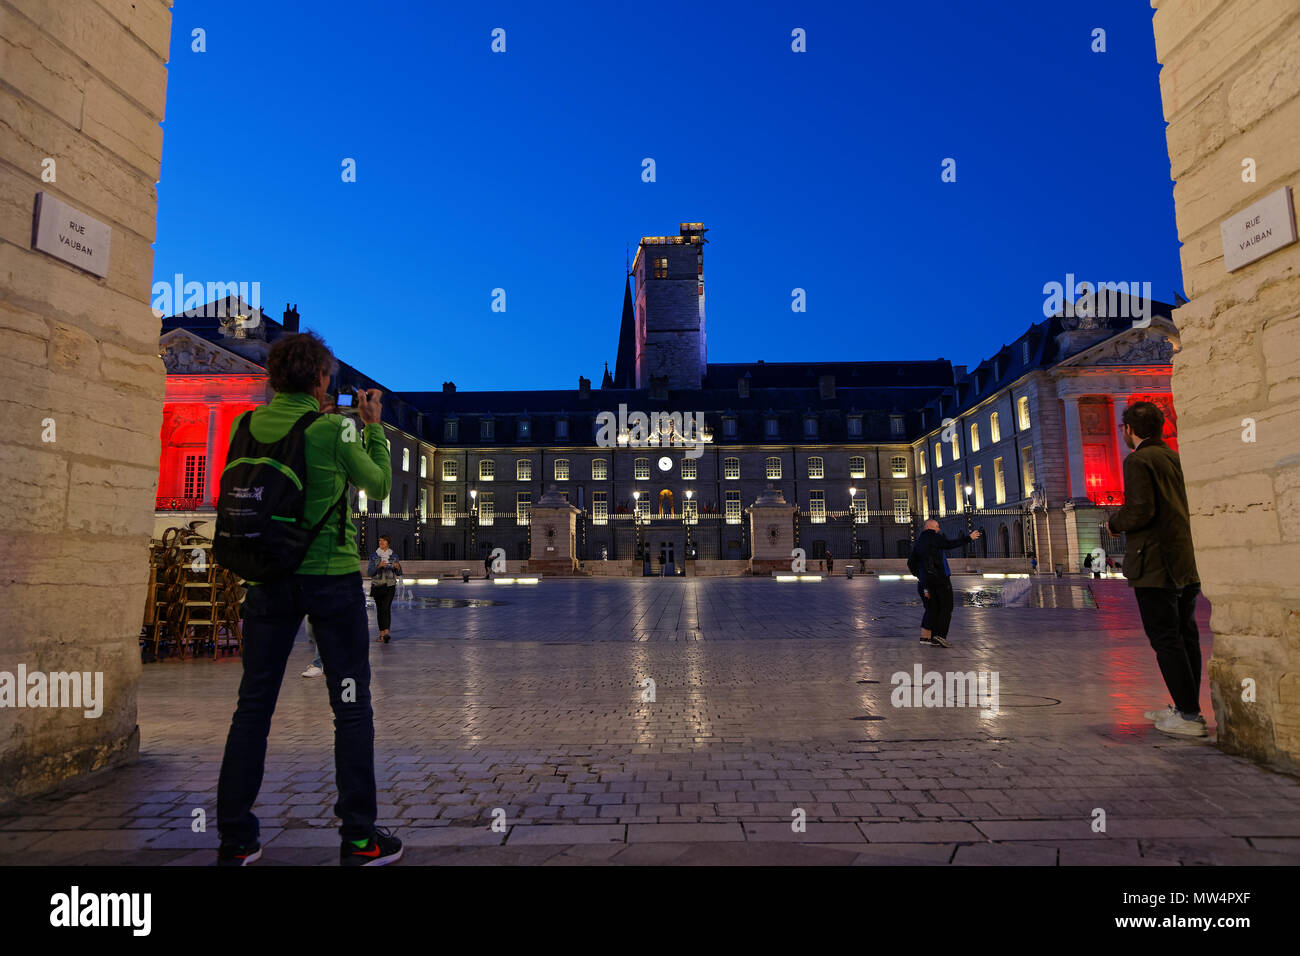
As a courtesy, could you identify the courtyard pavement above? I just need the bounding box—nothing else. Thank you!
[4,575,1299,866]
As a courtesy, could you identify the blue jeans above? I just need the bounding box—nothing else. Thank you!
[307,620,322,669]
[217,572,376,844]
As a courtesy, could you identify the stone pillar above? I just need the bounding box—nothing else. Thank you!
[529,486,579,575]
[1152,0,1300,769]
[204,402,220,507]
[746,485,796,575]
[0,0,173,804]
[1061,395,1088,502]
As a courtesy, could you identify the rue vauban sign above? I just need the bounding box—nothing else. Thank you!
[31,192,112,278]
[1220,185,1297,273]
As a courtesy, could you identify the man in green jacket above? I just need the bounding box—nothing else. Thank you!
[216,331,403,865]
[1107,401,1206,739]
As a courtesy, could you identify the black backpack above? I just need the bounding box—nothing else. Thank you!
[213,411,346,581]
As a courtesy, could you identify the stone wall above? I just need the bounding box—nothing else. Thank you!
[0,0,172,804]
[1152,0,1300,768]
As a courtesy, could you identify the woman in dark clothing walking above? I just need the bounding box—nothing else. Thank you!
[367,534,401,642]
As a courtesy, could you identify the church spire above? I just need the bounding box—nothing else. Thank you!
[612,274,636,388]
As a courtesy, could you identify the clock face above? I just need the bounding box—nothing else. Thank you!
[658,456,673,471]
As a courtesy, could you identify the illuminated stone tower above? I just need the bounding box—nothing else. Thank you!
[630,222,708,390]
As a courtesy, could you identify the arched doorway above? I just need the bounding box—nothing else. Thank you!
[998,523,1010,557]
[657,489,674,515]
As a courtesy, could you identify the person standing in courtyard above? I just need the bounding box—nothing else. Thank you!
[825,551,834,575]
[1106,401,1206,738]
[368,534,401,643]
[215,331,403,866]
[910,520,981,647]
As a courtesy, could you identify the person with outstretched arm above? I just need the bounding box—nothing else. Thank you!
[910,519,981,647]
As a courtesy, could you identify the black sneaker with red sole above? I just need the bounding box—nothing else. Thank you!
[217,842,262,866]
[341,827,403,866]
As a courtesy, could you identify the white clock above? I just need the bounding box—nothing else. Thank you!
[658,456,672,471]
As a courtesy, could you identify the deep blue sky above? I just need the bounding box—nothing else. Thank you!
[155,0,1182,393]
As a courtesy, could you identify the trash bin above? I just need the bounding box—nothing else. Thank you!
[461,568,471,583]
[845,565,854,579]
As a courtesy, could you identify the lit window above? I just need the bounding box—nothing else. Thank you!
[938,482,947,517]
[683,498,698,524]
[479,491,494,526]
[516,459,532,481]
[419,487,427,522]
[953,476,963,510]
[442,459,458,481]
[554,458,570,481]
[850,495,866,524]
[890,414,904,436]
[765,457,782,480]
[973,465,985,509]
[381,492,390,516]
[970,423,979,453]
[990,412,1001,443]
[994,457,1006,504]
[922,487,930,520]
[681,457,697,480]
[635,496,650,520]
[654,256,668,279]
[725,490,741,524]
[934,442,943,467]
[592,458,607,480]
[479,459,495,481]
[1017,396,1031,431]
[809,490,826,524]
[442,492,457,526]
[850,456,867,479]
[634,457,650,480]
[593,491,608,525]
[807,456,824,479]
[951,433,960,460]
[516,492,531,525]
[724,457,740,480]
[893,489,910,524]
[183,454,206,499]
[919,449,927,475]
[402,448,410,472]
[420,455,427,478]
[1022,446,1035,495]
[890,456,906,478]
[358,490,367,512]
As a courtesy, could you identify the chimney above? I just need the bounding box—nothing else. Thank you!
[578,375,591,399]
[442,381,456,393]
[819,374,836,399]
[283,303,299,333]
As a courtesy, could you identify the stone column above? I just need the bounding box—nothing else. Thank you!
[529,486,580,575]
[746,485,797,575]
[203,402,221,507]
[1061,395,1088,502]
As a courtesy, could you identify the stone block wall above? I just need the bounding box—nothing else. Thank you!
[1152,0,1300,768]
[0,0,172,804]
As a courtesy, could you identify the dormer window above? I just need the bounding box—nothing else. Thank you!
[444,418,459,442]
[738,377,750,399]
[1022,340,1031,365]
[764,416,779,438]
[555,418,569,440]
[722,414,737,438]
[480,417,494,441]
[803,414,818,438]
[517,419,531,440]
[849,415,864,437]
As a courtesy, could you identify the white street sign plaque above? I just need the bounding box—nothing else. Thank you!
[1220,186,1297,273]
[31,192,112,278]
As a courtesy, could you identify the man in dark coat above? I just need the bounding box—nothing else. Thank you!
[1107,401,1206,738]
[909,520,981,647]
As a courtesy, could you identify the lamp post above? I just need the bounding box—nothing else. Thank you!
[964,484,974,557]
[469,487,478,560]
[684,488,694,560]
[849,486,859,560]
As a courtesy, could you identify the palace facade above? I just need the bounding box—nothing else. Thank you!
[155,222,1180,573]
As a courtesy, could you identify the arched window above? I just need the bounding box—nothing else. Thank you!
[970,423,980,453]
[478,459,495,481]
[850,456,867,478]
[592,458,607,480]
[723,457,740,479]
[554,458,570,481]
[807,456,824,479]
[990,411,1001,443]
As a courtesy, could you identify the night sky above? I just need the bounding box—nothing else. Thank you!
[154,0,1183,392]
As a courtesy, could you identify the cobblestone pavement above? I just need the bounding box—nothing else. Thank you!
[4,576,1299,866]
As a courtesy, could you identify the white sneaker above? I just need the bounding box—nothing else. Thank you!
[1145,704,1177,721]
[302,665,323,678]
[1154,712,1208,738]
